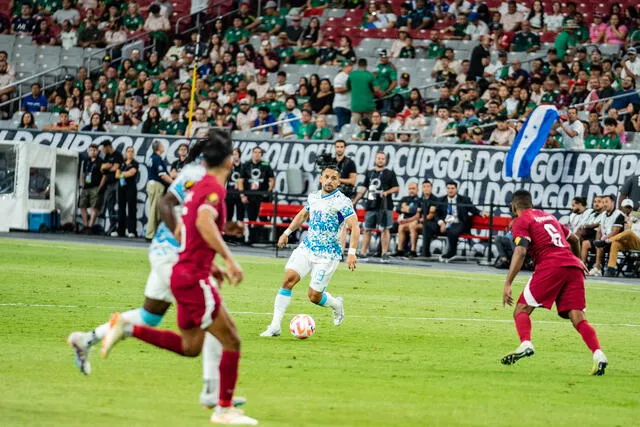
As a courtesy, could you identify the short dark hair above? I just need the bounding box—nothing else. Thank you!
[258,106,269,113]
[422,179,432,185]
[334,139,346,146]
[88,143,99,149]
[603,117,617,127]
[322,165,340,174]
[357,58,367,68]
[602,194,616,203]
[511,189,533,210]
[446,181,458,187]
[178,143,189,151]
[252,146,263,153]
[573,196,587,206]
[201,129,233,168]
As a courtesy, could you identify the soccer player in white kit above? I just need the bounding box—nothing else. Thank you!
[67,139,240,408]
[260,165,361,337]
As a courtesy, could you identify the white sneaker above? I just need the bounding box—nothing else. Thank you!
[110,231,119,237]
[591,349,608,376]
[333,297,344,326]
[501,340,535,365]
[100,313,126,358]
[126,232,136,238]
[259,325,281,337]
[589,267,602,276]
[67,332,92,375]
[210,406,258,425]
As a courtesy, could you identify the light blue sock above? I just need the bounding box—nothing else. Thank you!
[315,292,339,309]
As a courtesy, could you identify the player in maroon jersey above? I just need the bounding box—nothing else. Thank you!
[100,130,258,425]
[501,190,608,376]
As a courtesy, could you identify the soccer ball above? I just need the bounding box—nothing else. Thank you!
[289,314,316,339]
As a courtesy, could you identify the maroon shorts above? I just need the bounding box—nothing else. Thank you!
[517,266,586,318]
[170,269,221,330]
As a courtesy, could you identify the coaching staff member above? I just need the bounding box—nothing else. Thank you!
[334,139,357,199]
[238,146,275,243]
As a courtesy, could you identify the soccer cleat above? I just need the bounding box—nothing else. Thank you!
[200,392,247,409]
[67,332,92,375]
[501,341,535,366]
[100,312,126,358]
[591,349,608,376]
[259,325,281,337]
[333,297,345,326]
[589,267,602,276]
[210,406,258,425]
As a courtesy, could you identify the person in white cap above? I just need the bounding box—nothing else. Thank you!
[246,1,284,36]
[604,199,640,276]
[621,48,640,81]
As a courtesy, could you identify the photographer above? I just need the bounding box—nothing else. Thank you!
[238,146,275,244]
[334,139,357,199]
[353,151,399,263]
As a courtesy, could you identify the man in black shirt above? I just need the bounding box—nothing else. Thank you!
[226,147,245,222]
[79,144,104,233]
[619,174,640,209]
[284,14,304,44]
[12,4,37,35]
[334,139,357,199]
[169,143,188,179]
[353,151,399,262]
[100,141,123,236]
[238,146,275,243]
[468,34,491,82]
[392,182,422,258]
[414,180,440,258]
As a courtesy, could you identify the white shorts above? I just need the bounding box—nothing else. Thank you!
[144,253,178,303]
[285,246,340,293]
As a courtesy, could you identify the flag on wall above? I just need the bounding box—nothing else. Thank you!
[504,105,559,178]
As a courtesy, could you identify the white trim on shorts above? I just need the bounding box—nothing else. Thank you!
[198,277,216,329]
[523,275,541,307]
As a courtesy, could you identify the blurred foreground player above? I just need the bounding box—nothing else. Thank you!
[501,190,608,376]
[101,131,258,425]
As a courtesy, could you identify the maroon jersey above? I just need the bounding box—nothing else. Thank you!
[511,209,582,270]
[174,174,227,280]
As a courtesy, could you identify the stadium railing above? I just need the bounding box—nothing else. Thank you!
[174,0,238,34]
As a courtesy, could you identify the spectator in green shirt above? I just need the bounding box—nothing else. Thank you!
[599,118,622,149]
[163,109,186,135]
[392,73,412,99]
[246,1,284,36]
[374,49,397,97]
[224,17,250,45]
[399,35,416,59]
[347,58,378,119]
[294,35,318,64]
[122,2,144,34]
[296,109,316,139]
[446,13,468,40]
[426,31,445,59]
[141,107,164,135]
[311,115,332,140]
[554,20,578,61]
[510,21,540,53]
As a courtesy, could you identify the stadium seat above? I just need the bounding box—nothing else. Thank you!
[324,8,346,19]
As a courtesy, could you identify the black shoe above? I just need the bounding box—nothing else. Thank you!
[408,251,418,258]
[605,268,617,277]
[391,251,405,257]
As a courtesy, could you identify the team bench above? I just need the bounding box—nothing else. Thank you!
[244,202,512,258]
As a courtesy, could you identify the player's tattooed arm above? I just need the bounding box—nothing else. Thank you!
[279,208,309,248]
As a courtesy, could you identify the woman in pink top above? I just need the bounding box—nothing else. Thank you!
[604,14,627,45]
[589,14,607,43]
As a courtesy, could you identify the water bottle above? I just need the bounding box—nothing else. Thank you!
[119,173,126,187]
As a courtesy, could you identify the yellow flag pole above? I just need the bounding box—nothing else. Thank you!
[186,32,201,138]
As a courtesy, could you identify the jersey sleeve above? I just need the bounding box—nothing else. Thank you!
[168,171,190,203]
[559,222,571,237]
[197,182,224,218]
[511,216,531,243]
[339,197,356,220]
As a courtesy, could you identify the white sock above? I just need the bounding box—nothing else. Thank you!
[271,288,292,329]
[202,333,222,394]
[318,292,340,310]
[90,309,147,345]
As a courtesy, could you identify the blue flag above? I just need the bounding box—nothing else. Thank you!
[504,105,559,178]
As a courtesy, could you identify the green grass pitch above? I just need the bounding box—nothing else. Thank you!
[0,238,639,426]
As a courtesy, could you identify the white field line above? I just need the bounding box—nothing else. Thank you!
[1,303,639,328]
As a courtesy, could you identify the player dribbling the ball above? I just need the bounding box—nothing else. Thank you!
[260,165,360,337]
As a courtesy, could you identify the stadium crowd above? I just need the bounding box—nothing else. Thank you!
[1,0,640,149]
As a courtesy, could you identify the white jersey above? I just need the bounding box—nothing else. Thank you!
[299,189,356,261]
[148,163,206,257]
[568,208,593,232]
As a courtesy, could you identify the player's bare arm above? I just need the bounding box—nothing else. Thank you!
[278,208,309,248]
[196,208,244,285]
[159,191,181,231]
[345,215,360,271]
[503,239,529,307]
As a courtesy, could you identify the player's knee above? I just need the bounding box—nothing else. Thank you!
[182,341,202,357]
[307,289,322,304]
